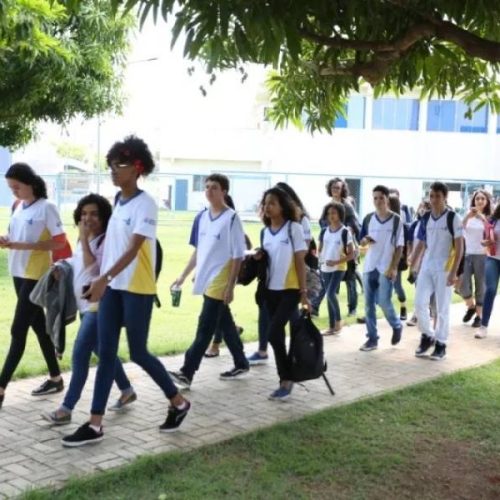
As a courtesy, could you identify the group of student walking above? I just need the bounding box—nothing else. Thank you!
[0,135,499,448]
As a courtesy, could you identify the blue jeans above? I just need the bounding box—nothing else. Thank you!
[258,302,271,352]
[482,257,500,327]
[91,288,178,415]
[393,270,406,303]
[321,271,345,327]
[182,295,249,380]
[345,275,358,314]
[363,269,402,343]
[62,312,131,411]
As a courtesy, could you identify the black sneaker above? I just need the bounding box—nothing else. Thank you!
[462,308,475,323]
[31,378,64,396]
[169,370,191,390]
[219,367,250,380]
[415,334,435,357]
[61,422,103,447]
[471,316,481,328]
[356,317,366,324]
[391,326,403,345]
[359,339,378,351]
[429,341,447,361]
[400,307,407,321]
[159,401,191,433]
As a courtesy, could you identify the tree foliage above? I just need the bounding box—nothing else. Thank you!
[102,0,500,132]
[0,0,133,148]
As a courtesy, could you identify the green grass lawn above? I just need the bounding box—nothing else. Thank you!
[22,359,500,499]
[0,207,443,380]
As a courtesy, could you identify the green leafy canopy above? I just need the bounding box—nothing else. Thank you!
[0,0,134,148]
[100,0,500,133]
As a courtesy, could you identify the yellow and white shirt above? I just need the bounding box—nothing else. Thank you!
[8,199,64,280]
[263,221,307,291]
[101,191,157,295]
[189,208,245,300]
[417,210,463,272]
[319,225,352,273]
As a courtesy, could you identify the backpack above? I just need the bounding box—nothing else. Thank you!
[114,192,163,307]
[288,310,334,395]
[420,209,464,276]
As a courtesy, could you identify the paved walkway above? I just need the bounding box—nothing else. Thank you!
[1,303,499,498]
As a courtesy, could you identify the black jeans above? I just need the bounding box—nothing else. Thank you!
[0,277,60,388]
[182,295,249,380]
[264,289,300,382]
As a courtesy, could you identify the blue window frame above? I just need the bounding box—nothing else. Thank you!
[372,98,419,130]
[427,100,488,133]
[497,114,500,133]
[334,96,366,129]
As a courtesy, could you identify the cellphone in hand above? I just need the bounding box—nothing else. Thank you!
[82,284,91,295]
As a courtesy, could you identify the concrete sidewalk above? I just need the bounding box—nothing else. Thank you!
[0,303,499,498]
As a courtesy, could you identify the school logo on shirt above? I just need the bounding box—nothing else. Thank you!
[212,233,221,240]
[26,218,33,225]
[123,218,132,226]
[143,217,156,226]
[280,238,290,245]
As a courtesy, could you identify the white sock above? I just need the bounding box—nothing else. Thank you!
[89,424,102,433]
[175,401,188,410]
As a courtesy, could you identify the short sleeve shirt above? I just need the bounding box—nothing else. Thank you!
[8,199,65,279]
[189,208,245,299]
[464,216,486,255]
[262,221,307,291]
[100,191,157,294]
[361,212,404,274]
[319,225,352,273]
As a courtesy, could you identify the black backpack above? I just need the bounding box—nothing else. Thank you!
[288,310,334,395]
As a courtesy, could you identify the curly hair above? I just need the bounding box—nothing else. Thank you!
[275,182,309,217]
[73,193,112,232]
[106,135,155,176]
[5,162,47,199]
[326,177,349,200]
[320,202,345,224]
[260,187,300,226]
[470,189,492,216]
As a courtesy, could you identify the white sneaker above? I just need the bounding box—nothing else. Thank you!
[475,326,487,339]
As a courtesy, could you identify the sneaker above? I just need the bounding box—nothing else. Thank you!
[268,385,293,401]
[462,308,475,323]
[321,327,336,336]
[347,310,357,317]
[31,378,64,396]
[406,315,417,327]
[429,341,447,361]
[356,317,366,324]
[41,410,71,425]
[391,326,403,346]
[475,326,487,339]
[247,352,269,366]
[169,370,191,390]
[219,367,249,380]
[471,316,481,328]
[61,422,103,447]
[400,307,407,321]
[108,392,137,412]
[415,334,435,357]
[159,401,191,433]
[359,339,378,351]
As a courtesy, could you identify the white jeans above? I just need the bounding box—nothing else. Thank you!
[415,268,452,344]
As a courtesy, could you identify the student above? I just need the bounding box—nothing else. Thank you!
[0,163,66,409]
[260,187,309,401]
[358,185,404,351]
[410,182,464,360]
[477,201,500,338]
[169,174,249,389]
[62,136,190,447]
[42,194,136,425]
[460,189,491,328]
[318,202,354,335]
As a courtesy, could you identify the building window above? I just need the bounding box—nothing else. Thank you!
[497,115,500,133]
[334,96,366,129]
[192,175,206,192]
[372,98,419,130]
[427,100,488,133]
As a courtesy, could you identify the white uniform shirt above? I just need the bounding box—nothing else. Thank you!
[101,191,157,294]
[301,215,312,242]
[68,235,105,313]
[8,199,64,280]
[464,216,486,255]
[361,213,404,274]
[189,208,245,300]
[262,221,307,291]
[319,225,352,273]
[417,210,463,272]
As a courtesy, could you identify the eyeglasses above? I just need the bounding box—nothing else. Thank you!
[108,161,132,170]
